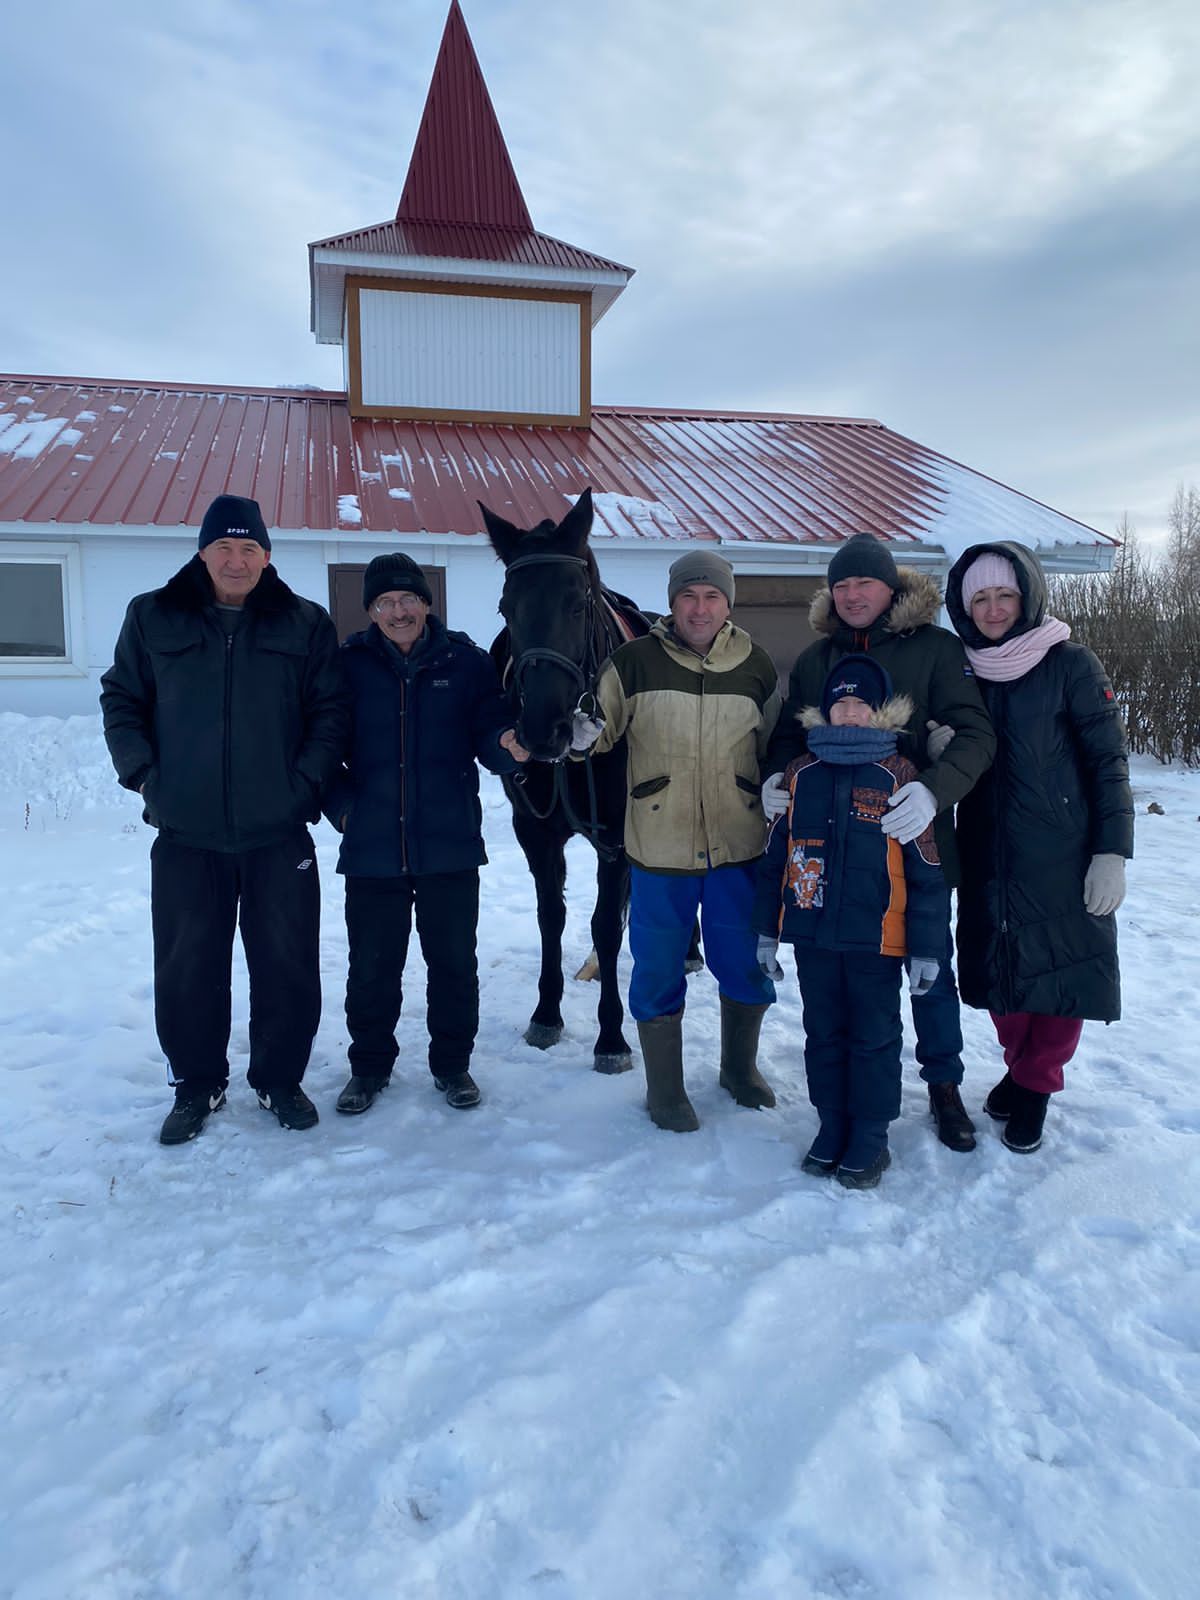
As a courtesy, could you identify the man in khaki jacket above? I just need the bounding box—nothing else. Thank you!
[573,552,781,1132]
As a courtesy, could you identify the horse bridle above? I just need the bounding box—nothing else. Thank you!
[501,552,602,715]
[499,550,619,857]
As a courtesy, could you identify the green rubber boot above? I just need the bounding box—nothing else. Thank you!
[636,1011,699,1132]
[718,997,776,1109]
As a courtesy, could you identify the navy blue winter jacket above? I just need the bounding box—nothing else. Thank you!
[753,717,949,961]
[325,618,518,877]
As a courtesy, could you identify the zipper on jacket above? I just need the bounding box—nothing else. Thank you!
[992,686,1014,1010]
[399,674,409,874]
[223,631,234,842]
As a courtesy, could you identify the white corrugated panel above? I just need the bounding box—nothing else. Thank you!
[359,289,581,416]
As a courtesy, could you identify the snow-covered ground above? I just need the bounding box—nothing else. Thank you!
[2,713,1198,1600]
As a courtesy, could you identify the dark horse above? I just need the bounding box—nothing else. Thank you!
[481,488,647,1074]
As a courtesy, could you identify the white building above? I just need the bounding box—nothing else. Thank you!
[0,1,1115,717]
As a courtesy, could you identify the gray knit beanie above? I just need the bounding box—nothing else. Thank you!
[825,533,899,591]
[667,550,735,608]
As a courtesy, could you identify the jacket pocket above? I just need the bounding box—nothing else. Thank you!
[631,776,671,799]
[735,774,762,797]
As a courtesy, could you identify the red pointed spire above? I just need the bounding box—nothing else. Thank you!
[397,1,533,230]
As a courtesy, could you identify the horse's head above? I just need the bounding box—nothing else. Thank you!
[481,489,598,762]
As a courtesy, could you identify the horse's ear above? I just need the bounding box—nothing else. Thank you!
[556,487,594,554]
[479,500,521,564]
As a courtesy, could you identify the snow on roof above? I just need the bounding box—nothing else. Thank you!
[0,375,1113,558]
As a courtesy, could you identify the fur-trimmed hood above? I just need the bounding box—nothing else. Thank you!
[157,553,300,616]
[798,693,914,733]
[809,566,943,640]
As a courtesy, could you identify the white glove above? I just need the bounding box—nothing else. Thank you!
[881,780,937,843]
[925,720,954,761]
[906,956,940,997]
[756,936,784,980]
[761,771,789,819]
[569,709,605,752]
[1083,853,1126,916]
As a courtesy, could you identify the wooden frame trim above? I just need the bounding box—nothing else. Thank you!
[345,274,591,428]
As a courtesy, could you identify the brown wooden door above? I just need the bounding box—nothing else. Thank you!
[328,563,447,643]
[731,575,822,681]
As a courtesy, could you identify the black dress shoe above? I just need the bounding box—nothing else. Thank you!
[336,1074,388,1115]
[928,1082,977,1151]
[256,1085,319,1130]
[433,1072,481,1109]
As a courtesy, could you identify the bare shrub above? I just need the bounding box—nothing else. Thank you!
[1049,495,1200,767]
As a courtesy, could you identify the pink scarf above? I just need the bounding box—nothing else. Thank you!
[965,616,1071,681]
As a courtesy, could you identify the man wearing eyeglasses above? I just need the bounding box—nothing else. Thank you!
[325,553,528,1115]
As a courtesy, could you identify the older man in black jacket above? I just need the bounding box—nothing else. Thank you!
[326,553,527,1115]
[101,494,348,1145]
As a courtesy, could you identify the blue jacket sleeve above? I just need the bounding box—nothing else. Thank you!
[901,827,950,962]
[752,806,791,939]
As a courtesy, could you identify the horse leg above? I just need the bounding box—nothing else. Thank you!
[685,918,704,975]
[591,851,633,1074]
[514,813,568,1049]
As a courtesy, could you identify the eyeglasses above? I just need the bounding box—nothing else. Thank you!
[372,595,425,615]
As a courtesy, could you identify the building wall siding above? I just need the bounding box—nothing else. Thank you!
[358,289,580,416]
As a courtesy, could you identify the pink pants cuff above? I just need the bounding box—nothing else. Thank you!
[989,1012,1084,1095]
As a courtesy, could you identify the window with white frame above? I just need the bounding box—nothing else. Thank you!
[0,544,83,672]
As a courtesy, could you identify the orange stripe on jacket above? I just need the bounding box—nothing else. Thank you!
[880,834,908,957]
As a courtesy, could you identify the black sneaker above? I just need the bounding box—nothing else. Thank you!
[160,1084,226,1146]
[336,1074,388,1115]
[256,1085,319,1130]
[928,1082,977,1151]
[433,1072,481,1109]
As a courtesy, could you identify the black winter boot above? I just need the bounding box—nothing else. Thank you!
[257,1085,319,1130]
[718,997,776,1109]
[801,1112,849,1177]
[434,1072,481,1109]
[159,1083,226,1146]
[1002,1084,1050,1153]
[928,1082,977,1151]
[984,1072,1016,1121]
[637,1012,699,1132]
[836,1119,891,1189]
[336,1074,389,1115]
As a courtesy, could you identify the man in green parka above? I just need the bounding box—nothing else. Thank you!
[763,532,996,1152]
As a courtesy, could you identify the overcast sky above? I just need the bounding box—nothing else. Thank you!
[2,0,1196,544]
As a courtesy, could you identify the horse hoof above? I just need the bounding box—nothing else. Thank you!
[593,1052,633,1075]
[524,1022,564,1049]
[573,954,600,982]
[684,957,705,975]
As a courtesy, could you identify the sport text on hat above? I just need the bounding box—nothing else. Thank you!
[198,494,271,552]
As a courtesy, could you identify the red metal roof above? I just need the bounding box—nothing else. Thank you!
[0,375,1111,552]
[309,218,630,276]
[397,0,531,230]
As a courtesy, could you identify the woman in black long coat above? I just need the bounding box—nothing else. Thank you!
[941,542,1134,1154]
